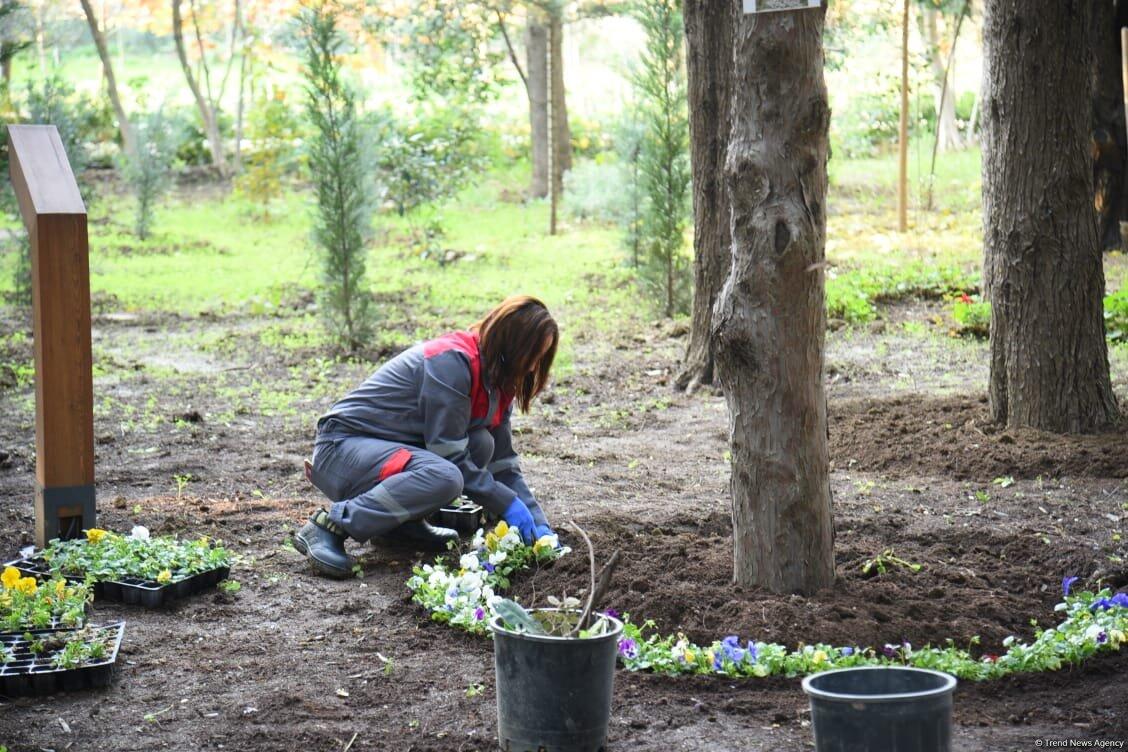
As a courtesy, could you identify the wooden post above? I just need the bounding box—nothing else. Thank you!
[6,125,95,547]
[898,0,910,232]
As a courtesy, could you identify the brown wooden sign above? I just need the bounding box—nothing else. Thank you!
[7,125,95,547]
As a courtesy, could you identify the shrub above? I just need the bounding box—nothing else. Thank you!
[120,109,176,240]
[301,2,376,351]
[236,92,301,217]
[563,158,628,224]
[833,86,900,159]
[950,293,990,338]
[1105,287,1128,344]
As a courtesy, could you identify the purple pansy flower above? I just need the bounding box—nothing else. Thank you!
[603,608,621,620]
[882,644,897,658]
[484,562,496,573]
[1097,630,1109,645]
[720,635,744,663]
[1091,598,1113,612]
[474,606,486,621]
[617,637,639,660]
[840,647,854,657]
[1110,593,1128,608]
[1063,576,1079,597]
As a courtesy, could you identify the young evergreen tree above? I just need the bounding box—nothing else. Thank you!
[301,2,375,351]
[120,109,175,240]
[632,0,691,317]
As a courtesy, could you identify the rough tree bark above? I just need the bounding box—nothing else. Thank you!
[526,18,549,198]
[172,0,228,175]
[713,2,834,594]
[1090,0,1128,251]
[919,6,962,152]
[675,0,733,394]
[78,0,135,158]
[982,0,1120,433]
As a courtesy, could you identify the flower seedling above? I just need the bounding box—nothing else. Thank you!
[465,682,485,698]
[41,527,230,586]
[861,548,922,577]
[0,566,90,632]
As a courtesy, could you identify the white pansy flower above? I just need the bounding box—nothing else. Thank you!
[130,525,150,540]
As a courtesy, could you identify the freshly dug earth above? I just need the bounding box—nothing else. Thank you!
[0,311,1126,750]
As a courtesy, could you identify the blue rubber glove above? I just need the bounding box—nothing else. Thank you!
[535,524,554,540]
[503,498,537,545]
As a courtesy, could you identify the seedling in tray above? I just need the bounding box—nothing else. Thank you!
[0,566,90,633]
[10,526,231,607]
[0,622,124,696]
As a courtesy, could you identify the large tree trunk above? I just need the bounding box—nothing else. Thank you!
[982,0,1120,433]
[1090,0,1128,251]
[79,0,135,158]
[526,18,549,199]
[675,0,733,394]
[713,2,834,594]
[548,6,571,180]
[172,0,228,175]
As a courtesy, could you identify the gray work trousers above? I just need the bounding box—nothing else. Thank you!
[310,428,496,542]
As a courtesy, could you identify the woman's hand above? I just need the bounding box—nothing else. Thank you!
[503,498,537,544]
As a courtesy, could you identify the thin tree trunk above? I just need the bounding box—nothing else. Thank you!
[983,0,1120,433]
[79,0,135,158]
[675,0,733,394]
[713,2,834,594]
[549,5,571,181]
[920,7,962,152]
[897,0,909,231]
[526,18,549,199]
[172,0,228,175]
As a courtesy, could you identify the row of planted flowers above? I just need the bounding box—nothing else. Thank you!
[407,522,1128,681]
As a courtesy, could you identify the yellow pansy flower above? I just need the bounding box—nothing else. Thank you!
[15,577,37,595]
[54,579,67,599]
[812,650,829,665]
[494,521,510,539]
[533,536,554,554]
[1110,629,1126,647]
[156,570,172,584]
[485,532,499,551]
[1,566,20,590]
[684,650,696,664]
[85,528,107,544]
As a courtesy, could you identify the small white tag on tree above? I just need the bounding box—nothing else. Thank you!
[743,0,821,13]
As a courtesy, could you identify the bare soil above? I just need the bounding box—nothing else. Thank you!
[0,307,1126,751]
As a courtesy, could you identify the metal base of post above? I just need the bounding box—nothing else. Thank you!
[35,484,96,548]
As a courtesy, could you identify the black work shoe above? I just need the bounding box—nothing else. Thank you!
[293,510,354,579]
[376,519,459,552]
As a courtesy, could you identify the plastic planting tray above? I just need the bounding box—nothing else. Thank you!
[0,622,124,697]
[7,556,230,608]
[429,500,485,535]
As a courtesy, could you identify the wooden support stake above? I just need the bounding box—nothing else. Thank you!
[7,125,95,547]
[898,0,910,232]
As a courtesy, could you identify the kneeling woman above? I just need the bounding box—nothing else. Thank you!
[295,295,558,578]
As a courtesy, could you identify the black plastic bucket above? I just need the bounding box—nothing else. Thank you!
[489,610,623,752]
[801,667,957,752]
